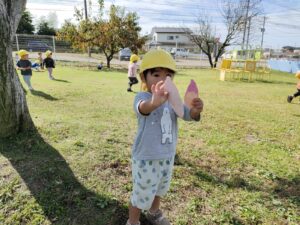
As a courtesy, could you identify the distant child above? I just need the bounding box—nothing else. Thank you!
[16,50,34,91]
[126,49,204,225]
[15,52,19,65]
[97,61,103,70]
[31,60,42,71]
[287,71,300,103]
[127,54,139,92]
[43,50,55,80]
[37,52,44,69]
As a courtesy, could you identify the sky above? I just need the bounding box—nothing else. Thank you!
[26,0,300,49]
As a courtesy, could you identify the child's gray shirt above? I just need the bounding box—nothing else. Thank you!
[132,91,198,160]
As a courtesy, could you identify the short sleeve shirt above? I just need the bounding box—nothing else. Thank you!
[17,60,32,76]
[132,91,193,160]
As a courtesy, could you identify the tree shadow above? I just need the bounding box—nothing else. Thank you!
[128,90,138,94]
[225,78,295,85]
[254,79,295,85]
[175,154,300,207]
[30,90,59,101]
[273,176,300,206]
[0,131,130,225]
[53,78,71,83]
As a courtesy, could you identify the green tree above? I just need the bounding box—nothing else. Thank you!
[37,21,56,35]
[57,19,95,56]
[16,10,35,34]
[92,5,146,68]
[57,1,146,68]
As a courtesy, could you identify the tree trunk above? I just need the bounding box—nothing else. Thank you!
[88,47,91,57]
[106,58,110,68]
[207,53,214,68]
[0,0,34,138]
[213,55,220,68]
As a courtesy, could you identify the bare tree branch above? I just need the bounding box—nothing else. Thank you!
[185,0,261,68]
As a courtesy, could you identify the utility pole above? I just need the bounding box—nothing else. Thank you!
[246,17,251,58]
[84,0,88,20]
[260,16,266,50]
[241,0,250,51]
[84,0,91,57]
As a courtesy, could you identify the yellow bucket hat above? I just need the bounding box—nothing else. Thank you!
[18,49,29,57]
[139,49,176,75]
[295,71,300,79]
[130,54,139,63]
[45,50,52,57]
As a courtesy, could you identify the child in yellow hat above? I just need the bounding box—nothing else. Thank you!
[127,54,140,92]
[43,50,55,80]
[126,49,204,225]
[37,52,44,70]
[287,71,300,103]
[16,50,34,91]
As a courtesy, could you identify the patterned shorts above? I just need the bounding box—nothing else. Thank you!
[130,156,174,210]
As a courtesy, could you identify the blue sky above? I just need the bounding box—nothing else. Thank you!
[26,0,300,49]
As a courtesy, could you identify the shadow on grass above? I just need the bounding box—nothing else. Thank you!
[273,176,300,206]
[195,168,260,192]
[30,90,59,101]
[0,131,131,225]
[225,79,295,85]
[53,78,70,83]
[175,154,300,206]
[253,79,295,85]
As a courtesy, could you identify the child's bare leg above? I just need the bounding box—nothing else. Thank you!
[149,196,160,213]
[128,204,141,225]
[47,68,54,79]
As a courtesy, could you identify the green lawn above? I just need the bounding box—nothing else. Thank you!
[0,65,299,225]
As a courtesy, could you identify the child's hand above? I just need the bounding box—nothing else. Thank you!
[190,97,204,120]
[151,81,169,107]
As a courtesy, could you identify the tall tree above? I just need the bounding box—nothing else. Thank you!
[0,0,34,137]
[57,1,146,68]
[57,19,95,55]
[16,9,34,34]
[37,21,56,35]
[186,0,261,68]
[92,5,146,68]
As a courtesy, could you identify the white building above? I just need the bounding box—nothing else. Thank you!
[145,27,198,52]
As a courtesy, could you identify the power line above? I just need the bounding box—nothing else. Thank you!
[267,21,300,29]
[266,0,300,13]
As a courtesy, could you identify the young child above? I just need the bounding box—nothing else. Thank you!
[37,52,44,70]
[31,59,42,71]
[287,71,300,103]
[43,50,55,80]
[16,50,34,91]
[126,49,203,225]
[15,52,19,65]
[127,54,139,92]
[97,61,103,70]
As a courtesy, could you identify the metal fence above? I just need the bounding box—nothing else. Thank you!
[13,34,73,53]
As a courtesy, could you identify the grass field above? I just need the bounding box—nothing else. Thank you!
[0,65,299,225]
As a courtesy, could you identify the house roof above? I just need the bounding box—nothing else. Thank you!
[282,46,300,50]
[151,27,192,34]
